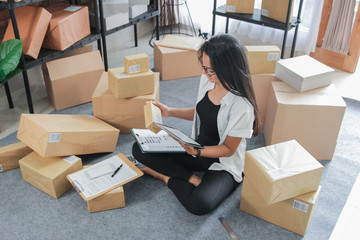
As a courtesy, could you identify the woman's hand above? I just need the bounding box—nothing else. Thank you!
[151,101,172,117]
[177,141,198,156]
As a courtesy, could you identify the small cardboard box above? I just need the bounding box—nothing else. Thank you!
[17,114,120,158]
[240,177,321,236]
[157,35,205,51]
[275,55,334,92]
[2,6,51,59]
[129,4,148,18]
[154,40,203,80]
[246,45,281,74]
[244,140,323,204]
[92,72,160,134]
[108,67,155,98]
[124,53,150,74]
[264,82,346,160]
[226,0,255,14]
[42,4,90,51]
[83,165,125,213]
[261,0,294,23]
[19,152,82,199]
[251,74,281,124]
[42,50,104,110]
[144,101,162,134]
[0,142,32,173]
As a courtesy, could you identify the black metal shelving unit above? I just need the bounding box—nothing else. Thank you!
[1,0,102,113]
[98,0,160,71]
[212,0,304,59]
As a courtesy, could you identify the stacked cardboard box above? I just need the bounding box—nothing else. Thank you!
[154,35,204,80]
[42,49,104,110]
[226,0,255,14]
[93,54,160,133]
[240,140,323,235]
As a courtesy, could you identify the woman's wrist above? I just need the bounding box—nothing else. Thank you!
[196,148,201,158]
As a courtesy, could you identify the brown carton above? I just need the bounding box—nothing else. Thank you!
[17,114,120,158]
[226,0,255,14]
[92,72,160,134]
[245,45,281,74]
[261,0,294,23]
[0,142,32,173]
[144,101,162,134]
[154,41,202,80]
[42,4,90,51]
[19,152,82,199]
[42,50,104,110]
[108,67,155,98]
[244,140,323,204]
[2,6,52,59]
[264,82,346,160]
[124,53,149,74]
[240,177,321,236]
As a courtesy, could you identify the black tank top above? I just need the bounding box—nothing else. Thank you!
[196,91,220,146]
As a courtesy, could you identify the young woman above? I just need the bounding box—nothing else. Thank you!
[132,33,260,215]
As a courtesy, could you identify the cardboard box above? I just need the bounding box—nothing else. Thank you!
[108,67,155,98]
[129,4,148,18]
[83,165,125,213]
[144,101,162,133]
[2,6,51,59]
[244,140,323,204]
[251,74,281,124]
[103,0,129,30]
[0,142,32,173]
[154,41,202,80]
[42,50,104,110]
[275,55,334,92]
[42,4,90,51]
[240,177,321,236]
[226,0,255,14]
[92,72,160,134]
[246,45,281,74]
[17,114,120,158]
[124,53,150,74]
[157,35,205,51]
[261,0,294,23]
[19,152,82,199]
[264,82,346,160]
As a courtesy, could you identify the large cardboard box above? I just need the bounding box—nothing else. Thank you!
[0,142,32,173]
[108,67,154,98]
[226,0,255,14]
[246,45,281,74]
[240,177,321,236]
[251,74,281,124]
[154,40,202,80]
[261,0,294,23]
[275,55,334,92]
[244,140,323,204]
[124,53,150,74]
[42,50,104,110]
[2,6,51,59]
[17,114,120,158]
[83,165,125,213]
[19,152,82,199]
[144,101,162,134]
[92,72,160,134]
[42,4,90,51]
[264,82,346,160]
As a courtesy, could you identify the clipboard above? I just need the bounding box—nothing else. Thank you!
[67,153,143,201]
[155,123,203,149]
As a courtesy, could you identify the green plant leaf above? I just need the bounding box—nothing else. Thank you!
[0,39,23,84]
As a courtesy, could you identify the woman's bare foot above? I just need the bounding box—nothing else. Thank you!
[139,166,170,185]
[188,175,202,187]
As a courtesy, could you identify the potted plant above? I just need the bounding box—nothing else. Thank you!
[0,38,23,87]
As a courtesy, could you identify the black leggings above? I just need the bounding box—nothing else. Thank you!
[132,143,239,215]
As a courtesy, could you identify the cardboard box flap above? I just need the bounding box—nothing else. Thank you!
[158,35,205,51]
[47,51,104,80]
[272,82,347,107]
[246,140,323,181]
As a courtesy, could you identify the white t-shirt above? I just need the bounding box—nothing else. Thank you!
[191,74,254,182]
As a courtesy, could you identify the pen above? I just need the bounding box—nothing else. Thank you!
[111,164,123,177]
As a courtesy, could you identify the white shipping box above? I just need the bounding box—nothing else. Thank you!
[129,4,148,18]
[264,82,346,160]
[103,0,129,30]
[275,55,334,92]
[244,140,323,204]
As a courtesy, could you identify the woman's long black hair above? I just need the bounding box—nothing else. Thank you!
[198,33,261,136]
